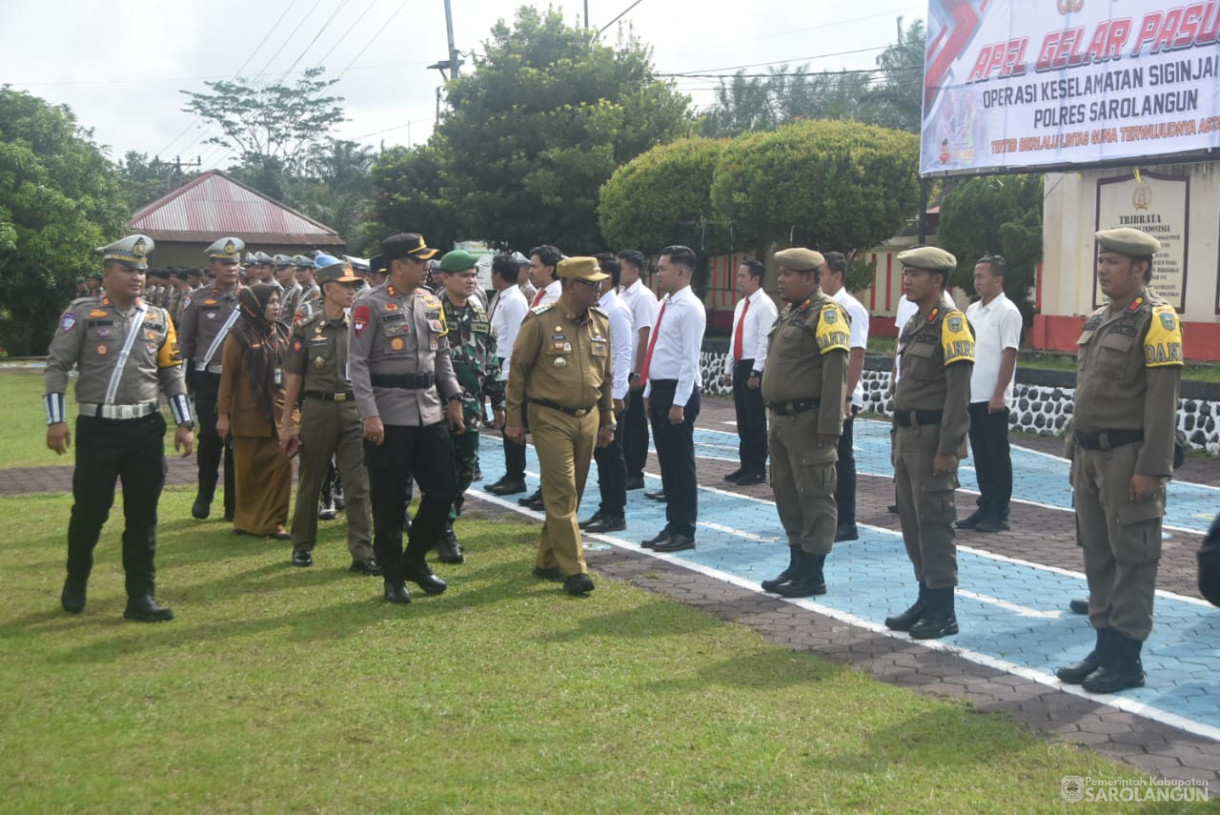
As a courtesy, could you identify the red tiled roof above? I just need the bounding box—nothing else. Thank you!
[127,170,344,246]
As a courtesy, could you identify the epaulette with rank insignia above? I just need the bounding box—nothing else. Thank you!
[531,303,555,315]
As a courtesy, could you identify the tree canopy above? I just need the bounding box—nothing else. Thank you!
[0,88,128,355]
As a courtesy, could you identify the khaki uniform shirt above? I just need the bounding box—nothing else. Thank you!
[179,284,242,370]
[894,304,975,456]
[284,309,352,394]
[348,282,460,425]
[506,303,614,429]
[279,282,304,325]
[46,294,187,404]
[1071,288,1183,475]
[760,292,850,437]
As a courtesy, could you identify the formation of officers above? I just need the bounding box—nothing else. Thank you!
[44,224,1184,696]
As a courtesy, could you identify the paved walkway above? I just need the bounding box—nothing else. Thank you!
[7,398,1219,789]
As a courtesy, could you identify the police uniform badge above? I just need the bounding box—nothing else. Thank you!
[941,310,975,365]
[133,237,148,260]
[224,240,236,256]
[948,315,963,332]
[58,312,77,333]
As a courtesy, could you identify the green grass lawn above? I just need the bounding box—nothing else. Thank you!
[2,489,1212,813]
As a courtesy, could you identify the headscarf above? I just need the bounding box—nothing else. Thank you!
[231,283,289,420]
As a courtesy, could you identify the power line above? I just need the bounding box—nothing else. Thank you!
[278,0,355,81]
[338,0,413,77]
[314,0,381,69]
[235,0,303,77]
[597,0,646,35]
[256,0,325,79]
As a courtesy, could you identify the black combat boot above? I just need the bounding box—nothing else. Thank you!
[884,583,926,631]
[124,595,174,622]
[761,546,801,593]
[774,552,827,598]
[909,586,959,639]
[438,520,464,564]
[1056,628,1111,684]
[61,579,87,614]
[1082,632,1145,693]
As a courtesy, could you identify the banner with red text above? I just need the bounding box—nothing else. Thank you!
[921,0,1220,175]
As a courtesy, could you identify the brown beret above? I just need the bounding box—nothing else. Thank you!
[897,245,956,272]
[773,247,825,272]
[1095,227,1160,257]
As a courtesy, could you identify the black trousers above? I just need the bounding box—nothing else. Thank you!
[649,381,700,538]
[365,422,457,580]
[622,388,649,478]
[967,402,1013,518]
[835,405,859,526]
[502,394,529,480]
[67,413,168,598]
[192,370,235,517]
[594,417,627,515]
[731,359,767,474]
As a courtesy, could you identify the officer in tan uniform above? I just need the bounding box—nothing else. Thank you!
[280,257,380,575]
[179,237,245,522]
[1057,228,1183,694]
[883,246,974,640]
[505,257,615,596]
[758,248,849,598]
[349,232,464,604]
[45,235,196,622]
[274,255,303,320]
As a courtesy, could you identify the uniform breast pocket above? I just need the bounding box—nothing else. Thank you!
[903,342,938,379]
[590,340,607,357]
[1098,333,1134,379]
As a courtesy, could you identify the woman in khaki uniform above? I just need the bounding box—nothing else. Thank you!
[217,284,292,539]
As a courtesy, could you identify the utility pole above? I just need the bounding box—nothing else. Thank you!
[584,0,589,29]
[444,0,460,77]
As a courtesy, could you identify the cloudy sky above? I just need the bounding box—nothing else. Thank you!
[1,0,926,169]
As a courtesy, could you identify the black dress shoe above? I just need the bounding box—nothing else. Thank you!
[487,477,527,496]
[640,529,672,549]
[1069,597,1089,615]
[292,549,313,567]
[834,523,859,542]
[403,561,447,595]
[644,489,667,502]
[191,499,210,520]
[579,511,604,531]
[736,472,766,486]
[384,580,411,604]
[625,474,645,491]
[585,514,627,533]
[955,508,988,529]
[349,558,383,576]
[723,468,745,483]
[532,566,565,581]
[652,534,696,553]
[974,515,1009,533]
[564,573,595,595]
[124,596,174,622]
[61,580,86,614]
[518,488,543,507]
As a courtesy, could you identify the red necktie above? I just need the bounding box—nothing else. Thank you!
[640,300,667,387]
[531,289,545,307]
[733,297,750,361]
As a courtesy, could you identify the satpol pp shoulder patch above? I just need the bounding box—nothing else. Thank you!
[814,302,850,355]
[941,310,975,365]
[1144,304,1184,367]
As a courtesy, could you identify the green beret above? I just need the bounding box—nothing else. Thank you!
[896,245,956,272]
[1095,227,1160,257]
[439,249,481,273]
[557,256,609,282]
[773,247,825,272]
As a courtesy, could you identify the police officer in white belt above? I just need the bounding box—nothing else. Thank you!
[45,235,196,622]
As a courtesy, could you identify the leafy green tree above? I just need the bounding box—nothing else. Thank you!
[711,119,919,255]
[867,17,925,133]
[365,141,460,252]
[290,140,377,253]
[0,88,128,355]
[116,151,199,210]
[435,6,691,251]
[936,174,1043,325]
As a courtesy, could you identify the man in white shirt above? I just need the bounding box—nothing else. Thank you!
[959,255,1023,533]
[640,245,707,553]
[486,254,532,496]
[616,250,658,491]
[516,244,564,509]
[820,252,870,542]
[580,257,634,533]
[721,259,778,486]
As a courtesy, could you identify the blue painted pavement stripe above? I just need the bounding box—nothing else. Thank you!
[472,432,1220,741]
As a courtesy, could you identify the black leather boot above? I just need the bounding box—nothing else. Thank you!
[774,553,827,598]
[1056,628,1111,684]
[761,546,800,593]
[61,579,87,614]
[124,595,174,622]
[909,586,958,639]
[403,559,448,595]
[1082,632,1145,693]
[384,578,411,604]
[437,520,464,564]
[884,583,926,631]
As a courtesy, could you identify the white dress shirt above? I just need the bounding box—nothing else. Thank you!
[489,284,530,368]
[966,291,1023,406]
[619,278,659,365]
[529,279,560,308]
[892,294,919,382]
[723,287,779,376]
[833,287,871,407]
[599,288,634,401]
[643,284,706,407]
